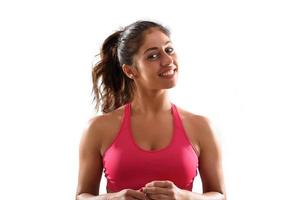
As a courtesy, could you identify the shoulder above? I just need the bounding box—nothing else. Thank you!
[175,105,217,147]
[88,106,124,133]
[175,105,211,128]
[80,105,126,151]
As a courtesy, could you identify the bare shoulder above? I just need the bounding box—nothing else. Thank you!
[81,105,126,155]
[175,105,217,149]
[87,106,124,134]
[175,105,211,128]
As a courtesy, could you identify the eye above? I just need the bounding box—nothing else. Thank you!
[147,53,159,60]
[165,47,174,54]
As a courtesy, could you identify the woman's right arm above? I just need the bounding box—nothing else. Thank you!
[75,118,107,200]
[75,118,145,200]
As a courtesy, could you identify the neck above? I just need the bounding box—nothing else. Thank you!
[130,89,172,116]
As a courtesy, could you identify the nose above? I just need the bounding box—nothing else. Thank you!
[160,52,173,67]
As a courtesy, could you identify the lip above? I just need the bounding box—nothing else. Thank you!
[158,69,177,79]
[158,67,177,75]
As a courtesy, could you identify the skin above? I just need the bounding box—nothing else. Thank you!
[76,28,226,200]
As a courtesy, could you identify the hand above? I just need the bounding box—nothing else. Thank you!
[109,189,146,200]
[142,180,187,200]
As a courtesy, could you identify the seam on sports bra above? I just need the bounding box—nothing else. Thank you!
[172,104,200,159]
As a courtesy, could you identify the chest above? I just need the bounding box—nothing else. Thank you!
[100,109,201,157]
[130,115,173,151]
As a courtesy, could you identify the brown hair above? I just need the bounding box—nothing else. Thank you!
[91,20,170,113]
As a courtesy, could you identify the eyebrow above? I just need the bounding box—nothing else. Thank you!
[143,41,171,54]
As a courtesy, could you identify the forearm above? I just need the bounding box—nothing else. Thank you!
[183,191,225,200]
[76,193,112,200]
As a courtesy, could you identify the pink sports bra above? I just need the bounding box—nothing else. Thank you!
[102,103,199,192]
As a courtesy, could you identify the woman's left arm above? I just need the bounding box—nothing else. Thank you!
[193,116,226,199]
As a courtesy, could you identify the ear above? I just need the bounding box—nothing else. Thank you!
[122,64,138,79]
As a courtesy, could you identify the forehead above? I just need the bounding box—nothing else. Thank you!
[139,28,170,51]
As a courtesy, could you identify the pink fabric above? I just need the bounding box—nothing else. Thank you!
[102,103,199,192]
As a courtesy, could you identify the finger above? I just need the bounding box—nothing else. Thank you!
[143,186,171,195]
[126,197,139,200]
[147,193,169,200]
[127,197,143,200]
[145,180,173,188]
[126,189,145,199]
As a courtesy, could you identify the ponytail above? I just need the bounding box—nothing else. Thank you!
[92,30,135,113]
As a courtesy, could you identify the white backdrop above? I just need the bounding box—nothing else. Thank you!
[0,0,299,199]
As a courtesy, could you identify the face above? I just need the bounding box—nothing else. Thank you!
[128,28,178,91]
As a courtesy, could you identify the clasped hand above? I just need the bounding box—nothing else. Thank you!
[111,180,186,200]
[141,180,186,200]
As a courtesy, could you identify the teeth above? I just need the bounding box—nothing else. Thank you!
[160,69,175,76]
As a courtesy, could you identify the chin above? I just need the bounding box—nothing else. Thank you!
[162,82,177,89]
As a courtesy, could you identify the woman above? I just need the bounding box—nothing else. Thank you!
[76,20,226,200]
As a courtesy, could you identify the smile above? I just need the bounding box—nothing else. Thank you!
[158,69,177,78]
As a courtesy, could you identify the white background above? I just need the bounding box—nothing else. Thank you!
[0,0,299,199]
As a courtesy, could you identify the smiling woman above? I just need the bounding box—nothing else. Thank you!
[75,20,226,200]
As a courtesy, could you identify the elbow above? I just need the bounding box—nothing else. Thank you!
[220,192,226,200]
[75,193,85,200]
[75,194,81,200]
[212,190,226,200]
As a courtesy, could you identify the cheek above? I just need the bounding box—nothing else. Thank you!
[144,68,158,79]
[138,62,158,76]
[135,65,153,79]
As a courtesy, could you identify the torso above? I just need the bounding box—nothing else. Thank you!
[93,104,203,158]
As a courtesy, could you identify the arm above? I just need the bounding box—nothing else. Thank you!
[75,118,145,200]
[189,116,226,200]
[75,119,110,200]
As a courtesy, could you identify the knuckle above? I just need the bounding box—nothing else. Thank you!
[170,190,175,196]
[123,189,130,195]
